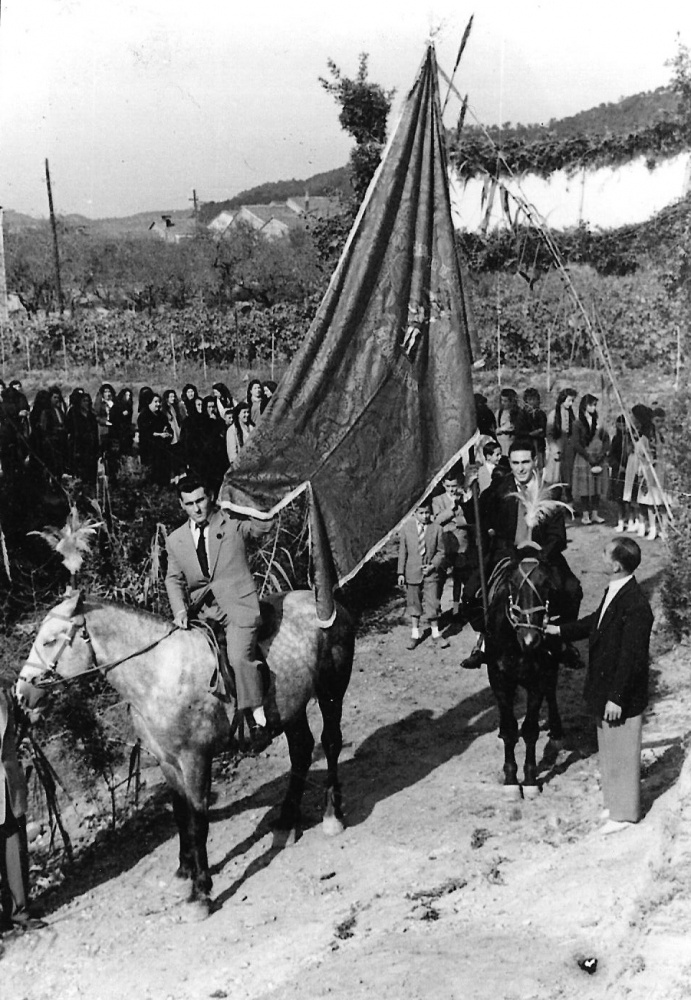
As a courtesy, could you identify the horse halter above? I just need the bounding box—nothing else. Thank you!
[24,608,95,684]
[506,558,550,633]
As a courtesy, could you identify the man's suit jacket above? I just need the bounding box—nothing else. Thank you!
[397,518,446,585]
[165,507,271,628]
[432,492,470,557]
[0,690,27,826]
[561,578,653,721]
[477,472,567,563]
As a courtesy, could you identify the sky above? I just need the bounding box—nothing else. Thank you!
[1,0,690,220]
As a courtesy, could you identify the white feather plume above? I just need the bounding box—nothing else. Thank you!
[508,479,573,529]
[29,506,103,574]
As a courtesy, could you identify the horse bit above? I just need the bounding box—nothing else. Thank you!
[506,559,551,633]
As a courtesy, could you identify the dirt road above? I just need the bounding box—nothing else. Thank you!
[3,522,690,1000]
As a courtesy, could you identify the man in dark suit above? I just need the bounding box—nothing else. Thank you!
[461,438,582,668]
[165,476,274,749]
[547,537,654,833]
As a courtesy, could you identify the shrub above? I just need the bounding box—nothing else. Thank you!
[660,389,691,639]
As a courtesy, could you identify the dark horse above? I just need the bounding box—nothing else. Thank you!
[484,546,565,795]
[17,589,355,916]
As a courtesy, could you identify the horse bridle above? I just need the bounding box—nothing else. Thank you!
[24,608,176,689]
[506,558,550,634]
[24,609,96,683]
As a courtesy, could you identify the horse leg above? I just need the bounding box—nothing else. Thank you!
[489,664,520,792]
[274,708,315,847]
[164,753,213,913]
[545,659,563,744]
[319,692,345,836]
[521,689,543,794]
[171,790,194,882]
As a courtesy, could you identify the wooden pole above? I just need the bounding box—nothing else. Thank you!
[471,482,489,632]
[271,328,275,382]
[234,307,240,376]
[675,325,681,391]
[170,329,177,380]
[0,207,7,380]
[546,321,551,395]
[45,159,64,316]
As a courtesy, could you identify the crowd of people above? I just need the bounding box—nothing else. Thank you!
[0,377,278,493]
[473,384,670,540]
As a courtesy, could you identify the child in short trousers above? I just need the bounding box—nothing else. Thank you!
[397,502,448,650]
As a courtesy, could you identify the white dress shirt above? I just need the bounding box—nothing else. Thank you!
[598,574,633,626]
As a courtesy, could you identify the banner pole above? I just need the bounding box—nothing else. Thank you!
[471,481,489,631]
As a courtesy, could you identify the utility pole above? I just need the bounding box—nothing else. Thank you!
[45,159,64,315]
[189,189,199,217]
[0,206,9,324]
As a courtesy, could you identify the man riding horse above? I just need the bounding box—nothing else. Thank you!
[461,437,583,670]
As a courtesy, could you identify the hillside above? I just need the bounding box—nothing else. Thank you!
[2,87,684,234]
[197,166,351,225]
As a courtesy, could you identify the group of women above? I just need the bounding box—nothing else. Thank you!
[0,376,277,492]
[135,378,275,489]
[474,385,669,540]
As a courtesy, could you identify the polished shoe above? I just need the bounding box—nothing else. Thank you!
[591,512,605,524]
[600,819,636,836]
[5,914,48,935]
[461,647,485,670]
[246,719,273,754]
[405,635,420,651]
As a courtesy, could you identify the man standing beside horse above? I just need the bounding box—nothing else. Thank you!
[461,438,583,669]
[547,537,653,833]
[165,476,274,751]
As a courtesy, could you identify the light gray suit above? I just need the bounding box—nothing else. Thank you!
[165,506,273,709]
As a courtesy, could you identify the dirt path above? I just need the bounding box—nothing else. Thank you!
[3,521,690,1000]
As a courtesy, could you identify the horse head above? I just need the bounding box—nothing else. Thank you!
[16,589,93,721]
[505,545,554,652]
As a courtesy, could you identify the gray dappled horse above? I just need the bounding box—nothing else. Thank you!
[485,547,564,795]
[17,590,355,916]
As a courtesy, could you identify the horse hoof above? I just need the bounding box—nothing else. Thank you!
[501,784,522,799]
[272,826,300,849]
[322,815,345,837]
[522,784,541,799]
[183,895,213,922]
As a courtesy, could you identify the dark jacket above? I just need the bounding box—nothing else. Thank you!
[477,472,567,564]
[561,578,653,721]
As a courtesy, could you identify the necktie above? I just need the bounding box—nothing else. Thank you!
[417,522,426,562]
[196,522,210,578]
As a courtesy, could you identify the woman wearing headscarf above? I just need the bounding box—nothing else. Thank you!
[94,382,117,481]
[212,382,235,422]
[194,394,228,491]
[137,393,172,486]
[38,385,68,479]
[111,387,135,460]
[66,390,99,485]
[180,383,199,421]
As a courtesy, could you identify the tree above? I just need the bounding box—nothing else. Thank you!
[320,53,395,201]
[667,36,691,137]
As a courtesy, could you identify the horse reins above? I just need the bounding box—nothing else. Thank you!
[24,609,177,688]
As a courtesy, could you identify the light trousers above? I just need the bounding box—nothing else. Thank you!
[596,713,643,823]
